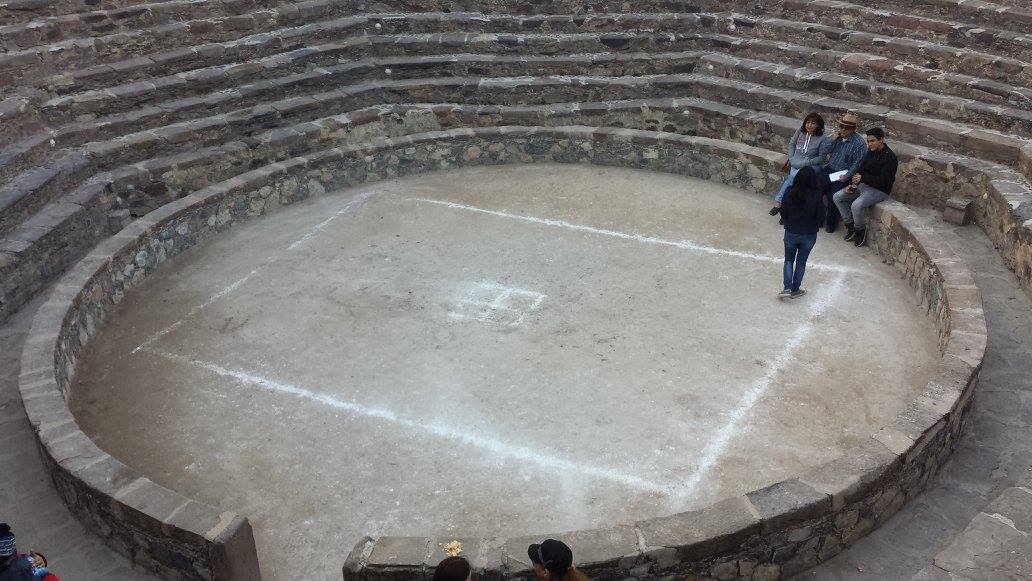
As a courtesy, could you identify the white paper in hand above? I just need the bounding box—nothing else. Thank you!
[828,170,848,182]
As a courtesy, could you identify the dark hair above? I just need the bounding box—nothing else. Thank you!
[866,127,885,140]
[799,112,825,136]
[783,166,819,213]
[433,556,472,581]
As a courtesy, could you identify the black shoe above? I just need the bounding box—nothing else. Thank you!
[844,223,856,241]
[825,221,837,234]
[854,228,867,247]
[778,216,784,225]
[769,206,781,216]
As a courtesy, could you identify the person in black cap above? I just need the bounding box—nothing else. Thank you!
[432,555,472,581]
[0,523,59,581]
[527,539,588,581]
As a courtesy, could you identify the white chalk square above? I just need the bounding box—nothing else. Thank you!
[449,282,546,328]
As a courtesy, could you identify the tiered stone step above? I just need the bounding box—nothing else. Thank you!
[3,92,1030,323]
[849,0,1032,35]
[743,0,1032,62]
[5,65,1029,236]
[0,0,303,50]
[700,53,1032,136]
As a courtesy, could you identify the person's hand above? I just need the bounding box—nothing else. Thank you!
[30,552,46,568]
[851,174,862,185]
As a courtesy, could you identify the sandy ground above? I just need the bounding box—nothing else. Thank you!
[69,164,939,579]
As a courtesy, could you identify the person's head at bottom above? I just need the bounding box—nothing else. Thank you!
[432,556,472,581]
[0,522,15,562]
[527,539,589,581]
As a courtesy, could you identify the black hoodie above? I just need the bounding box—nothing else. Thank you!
[858,144,898,195]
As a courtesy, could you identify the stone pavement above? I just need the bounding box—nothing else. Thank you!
[0,293,159,581]
[802,217,1032,580]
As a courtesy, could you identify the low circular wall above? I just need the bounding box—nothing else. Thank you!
[19,126,985,580]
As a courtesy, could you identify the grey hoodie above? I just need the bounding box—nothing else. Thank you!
[787,129,828,169]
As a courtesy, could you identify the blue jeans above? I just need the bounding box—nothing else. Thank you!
[833,183,889,230]
[774,167,799,203]
[784,231,818,292]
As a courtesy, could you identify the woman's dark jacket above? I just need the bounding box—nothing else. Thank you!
[781,187,825,235]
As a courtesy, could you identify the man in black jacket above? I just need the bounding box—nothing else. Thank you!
[832,127,898,247]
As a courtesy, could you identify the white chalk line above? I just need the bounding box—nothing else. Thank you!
[131,271,257,354]
[674,272,848,501]
[130,192,375,354]
[149,349,672,495]
[411,198,857,273]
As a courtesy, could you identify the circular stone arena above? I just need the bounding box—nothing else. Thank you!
[68,164,938,579]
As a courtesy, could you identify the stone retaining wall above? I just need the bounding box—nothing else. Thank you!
[20,126,985,580]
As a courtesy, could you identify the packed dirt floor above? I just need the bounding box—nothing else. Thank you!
[69,164,939,579]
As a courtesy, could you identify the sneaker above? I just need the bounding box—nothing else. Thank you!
[769,206,781,216]
[790,289,807,299]
[854,228,867,247]
[778,288,792,298]
[843,223,856,241]
[824,221,837,234]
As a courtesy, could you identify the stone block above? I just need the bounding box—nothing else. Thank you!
[746,479,831,533]
[365,537,430,580]
[638,495,760,564]
[943,196,973,225]
[428,537,504,580]
[984,487,1032,534]
[799,438,901,510]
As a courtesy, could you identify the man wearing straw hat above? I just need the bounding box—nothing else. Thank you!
[817,112,866,233]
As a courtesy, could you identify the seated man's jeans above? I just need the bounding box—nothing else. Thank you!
[832,183,889,230]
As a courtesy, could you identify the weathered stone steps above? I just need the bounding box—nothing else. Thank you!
[841,0,1032,35]
[701,53,1032,136]
[0,3,373,88]
[34,29,907,124]
[0,0,179,24]
[3,96,1030,325]
[719,12,1032,86]
[7,25,1031,181]
[2,12,1025,146]
[6,64,1032,256]
[9,67,1032,211]
[0,0,303,50]
[743,0,1032,62]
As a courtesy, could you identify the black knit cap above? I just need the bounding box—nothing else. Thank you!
[527,539,573,573]
[0,523,15,558]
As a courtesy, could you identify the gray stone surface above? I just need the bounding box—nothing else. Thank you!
[801,216,1032,580]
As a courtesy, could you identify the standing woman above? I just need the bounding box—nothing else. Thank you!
[770,112,828,216]
[779,166,825,299]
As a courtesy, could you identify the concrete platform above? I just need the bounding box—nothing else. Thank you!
[67,164,939,579]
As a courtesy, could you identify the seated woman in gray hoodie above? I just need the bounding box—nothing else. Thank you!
[770,112,829,216]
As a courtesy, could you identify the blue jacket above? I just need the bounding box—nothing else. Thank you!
[819,132,866,182]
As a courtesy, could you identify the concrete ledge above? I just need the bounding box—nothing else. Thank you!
[19,125,984,579]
